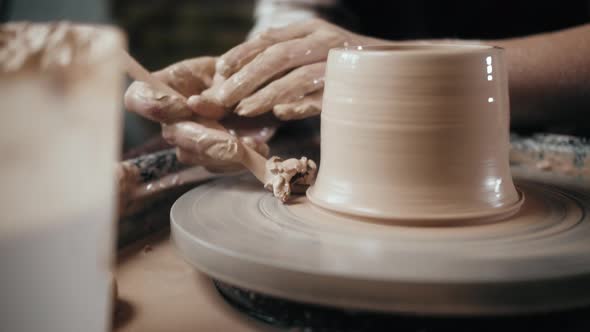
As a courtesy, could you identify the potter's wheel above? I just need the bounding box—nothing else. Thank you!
[171,168,590,315]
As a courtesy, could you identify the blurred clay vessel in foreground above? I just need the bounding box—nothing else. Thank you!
[0,22,125,332]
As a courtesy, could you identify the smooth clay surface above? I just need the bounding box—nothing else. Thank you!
[171,172,590,315]
[308,45,521,222]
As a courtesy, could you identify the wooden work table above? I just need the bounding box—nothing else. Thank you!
[114,231,278,332]
[113,230,590,332]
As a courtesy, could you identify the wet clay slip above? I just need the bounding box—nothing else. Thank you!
[171,44,590,315]
[308,45,522,222]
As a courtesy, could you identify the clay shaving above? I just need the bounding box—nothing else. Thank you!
[264,156,317,203]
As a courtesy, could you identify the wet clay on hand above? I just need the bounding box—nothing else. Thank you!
[124,57,216,124]
[121,51,316,202]
[189,18,383,120]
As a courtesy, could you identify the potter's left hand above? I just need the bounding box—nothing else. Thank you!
[124,56,216,124]
[188,19,383,121]
[124,56,273,171]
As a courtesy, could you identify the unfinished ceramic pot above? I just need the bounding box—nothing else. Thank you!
[307,44,523,222]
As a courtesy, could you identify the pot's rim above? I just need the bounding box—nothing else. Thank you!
[333,43,502,55]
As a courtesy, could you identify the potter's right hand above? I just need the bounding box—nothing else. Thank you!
[190,19,382,121]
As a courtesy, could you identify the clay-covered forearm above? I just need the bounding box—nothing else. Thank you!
[491,24,590,131]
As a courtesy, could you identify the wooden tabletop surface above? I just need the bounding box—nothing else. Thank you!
[113,231,278,332]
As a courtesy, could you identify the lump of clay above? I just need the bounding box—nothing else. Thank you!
[264,156,317,203]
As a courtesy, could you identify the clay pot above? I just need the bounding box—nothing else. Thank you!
[307,44,523,223]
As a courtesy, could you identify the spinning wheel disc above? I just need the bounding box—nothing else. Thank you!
[171,172,590,315]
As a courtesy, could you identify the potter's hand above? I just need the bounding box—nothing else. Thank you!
[124,56,271,170]
[124,56,216,124]
[162,121,270,171]
[190,19,379,121]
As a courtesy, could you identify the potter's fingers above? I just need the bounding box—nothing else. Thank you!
[186,94,228,120]
[273,91,323,120]
[187,71,232,120]
[235,62,325,117]
[162,121,242,163]
[205,29,346,108]
[153,56,216,96]
[216,19,320,78]
[124,81,191,123]
[125,57,217,123]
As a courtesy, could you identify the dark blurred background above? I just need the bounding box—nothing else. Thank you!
[112,0,253,71]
